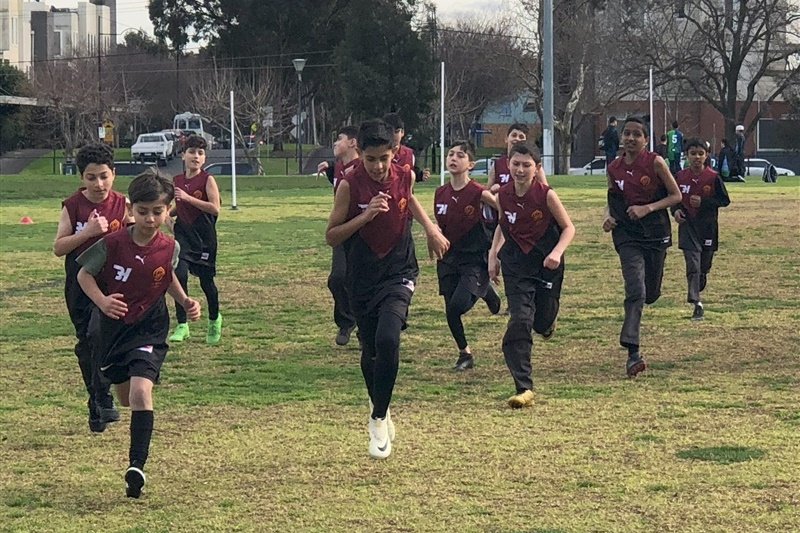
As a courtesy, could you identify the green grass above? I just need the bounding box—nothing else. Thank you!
[0,174,799,532]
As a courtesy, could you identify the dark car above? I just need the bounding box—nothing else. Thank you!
[203,162,256,175]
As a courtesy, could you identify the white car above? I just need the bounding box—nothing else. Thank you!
[569,157,607,175]
[743,158,795,177]
[470,158,490,175]
[132,133,171,166]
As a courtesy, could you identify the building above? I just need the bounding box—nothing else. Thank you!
[477,92,541,149]
[1,1,112,76]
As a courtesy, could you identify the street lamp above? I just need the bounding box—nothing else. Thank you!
[293,58,306,174]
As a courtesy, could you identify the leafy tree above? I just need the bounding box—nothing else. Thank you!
[0,63,32,154]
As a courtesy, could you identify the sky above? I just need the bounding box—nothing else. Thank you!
[44,0,504,45]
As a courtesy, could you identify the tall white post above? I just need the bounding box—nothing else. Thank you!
[649,68,654,151]
[542,0,554,175]
[440,61,446,185]
[230,90,238,210]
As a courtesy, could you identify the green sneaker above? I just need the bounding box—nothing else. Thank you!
[206,314,222,345]
[169,323,190,342]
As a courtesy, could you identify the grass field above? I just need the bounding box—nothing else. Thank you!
[0,172,798,533]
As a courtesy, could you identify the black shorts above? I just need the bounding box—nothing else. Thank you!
[102,346,166,385]
[437,261,490,298]
[186,260,216,278]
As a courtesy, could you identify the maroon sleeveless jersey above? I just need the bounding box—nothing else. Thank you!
[346,162,412,258]
[607,150,671,246]
[392,145,415,172]
[62,189,127,257]
[493,155,512,186]
[607,151,664,206]
[497,181,552,254]
[174,170,210,225]
[675,166,718,218]
[333,157,359,194]
[434,180,485,246]
[97,230,175,325]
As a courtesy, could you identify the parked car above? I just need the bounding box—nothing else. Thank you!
[743,158,795,177]
[470,158,490,176]
[113,161,153,175]
[569,156,607,175]
[203,162,256,175]
[132,133,171,166]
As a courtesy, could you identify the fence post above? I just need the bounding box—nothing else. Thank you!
[285,158,288,175]
[53,149,57,175]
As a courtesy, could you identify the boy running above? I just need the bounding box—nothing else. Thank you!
[326,119,449,459]
[383,112,429,182]
[77,169,201,498]
[672,138,731,320]
[487,123,548,193]
[434,140,502,371]
[54,142,129,432]
[317,126,361,345]
[603,117,682,377]
[168,136,222,345]
[488,144,575,408]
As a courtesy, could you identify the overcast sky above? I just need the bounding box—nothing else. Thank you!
[43,0,503,45]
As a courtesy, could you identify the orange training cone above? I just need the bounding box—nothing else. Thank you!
[19,216,33,224]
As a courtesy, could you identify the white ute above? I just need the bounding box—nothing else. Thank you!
[132,133,171,166]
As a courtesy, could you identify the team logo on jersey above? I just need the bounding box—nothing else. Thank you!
[436,203,448,215]
[640,175,652,186]
[615,180,625,191]
[504,211,517,224]
[702,185,712,195]
[75,221,87,233]
[403,164,411,172]
[398,197,407,214]
[152,266,166,283]
[464,205,475,217]
[109,219,120,232]
[531,209,543,221]
[500,173,510,183]
[193,190,204,199]
[679,184,691,194]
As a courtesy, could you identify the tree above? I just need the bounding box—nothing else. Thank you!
[628,0,800,140]
[186,63,288,174]
[332,0,435,132]
[0,63,32,154]
[511,0,648,173]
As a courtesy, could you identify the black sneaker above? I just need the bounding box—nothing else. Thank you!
[87,398,107,433]
[692,303,704,321]
[125,466,146,498]
[335,326,355,346]
[483,285,501,315]
[453,352,474,371]
[540,319,557,341]
[626,354,646,378]
[94,393,120,424]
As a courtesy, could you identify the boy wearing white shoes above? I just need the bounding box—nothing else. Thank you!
[325,119,449,458]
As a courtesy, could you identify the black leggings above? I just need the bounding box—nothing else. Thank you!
[174,259,219,322]
[443,286,479,351]
[358,292,410,419]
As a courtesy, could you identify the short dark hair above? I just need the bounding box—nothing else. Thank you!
[623,116,650,137]
[76,142,115,174]
[672,120,679,129]
[508,143,541,164]
[128,168,174,205]
[609,116,617,125]
[721,138,729,147]
[507,122,529,136]
[684,137,707,152]
[338,125,359,139]
[357,119,394,151]
[184,135,208,151]
[660,134,667,142]
[448,139,476,161]
[382,113,405,131]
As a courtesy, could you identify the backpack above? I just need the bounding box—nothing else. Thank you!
[720,157,730,178]
[762,164,777,183]
[597,136,605,150]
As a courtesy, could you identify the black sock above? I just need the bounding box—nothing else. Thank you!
[129,410,154,470]
[627,344,639,357]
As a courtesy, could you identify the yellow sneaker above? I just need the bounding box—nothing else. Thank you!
[507,389,535,408]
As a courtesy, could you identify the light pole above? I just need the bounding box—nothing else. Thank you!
[293,58,306,174]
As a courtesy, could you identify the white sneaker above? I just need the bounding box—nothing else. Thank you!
[368,416,392,459]
[369,399,395,442]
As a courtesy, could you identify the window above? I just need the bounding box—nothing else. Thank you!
[757,119,800,151]
[11,18,18,45]
[53,31,62,56]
